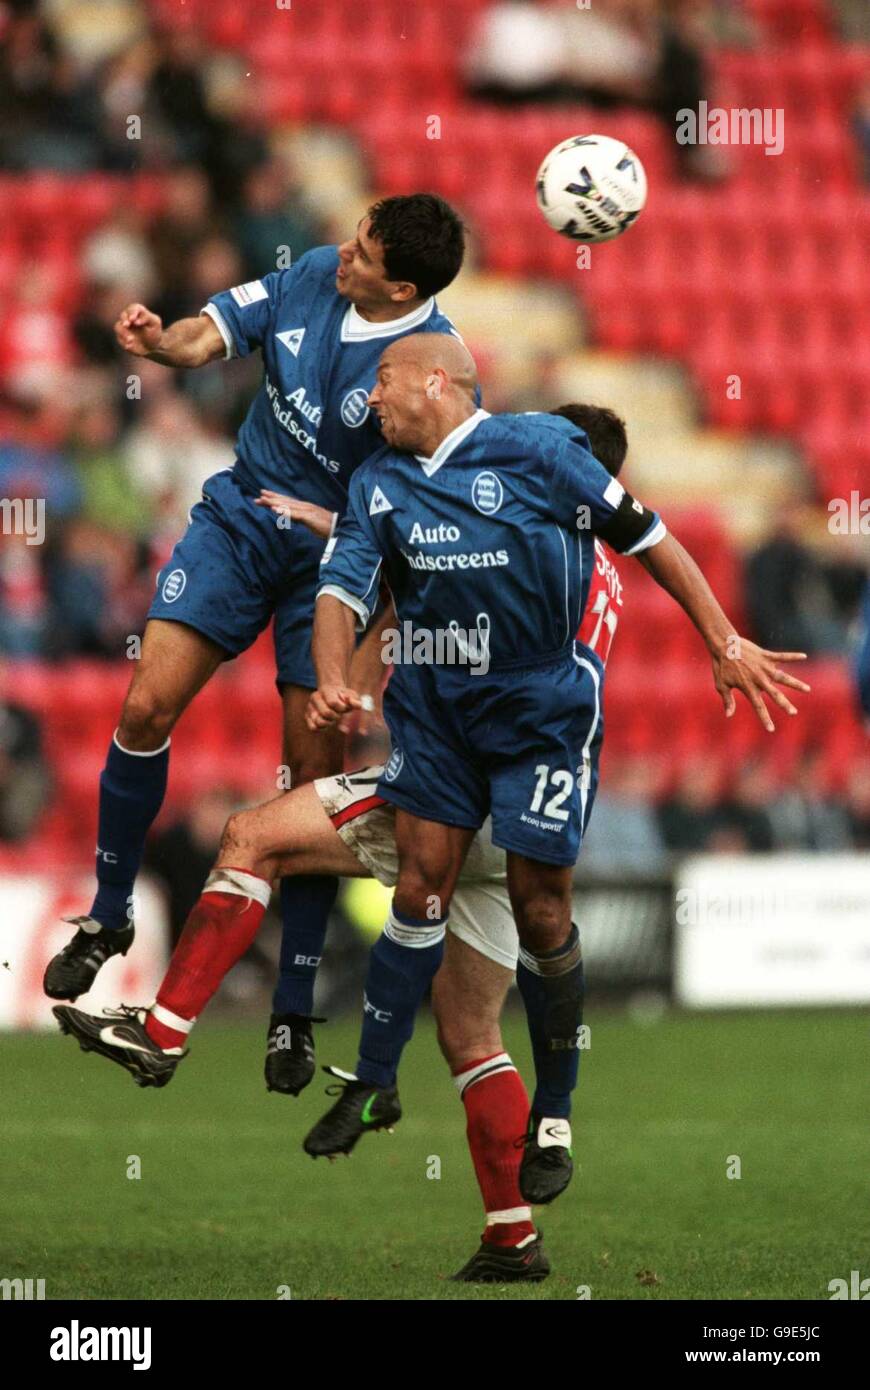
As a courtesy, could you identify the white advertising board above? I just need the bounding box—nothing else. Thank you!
[675,854,870,1007]
[0,875,169,1030]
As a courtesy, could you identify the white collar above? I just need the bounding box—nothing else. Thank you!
[415,408,491,477]
[341,297,436,342]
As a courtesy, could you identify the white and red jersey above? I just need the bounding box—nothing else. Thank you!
[576,538,623,668]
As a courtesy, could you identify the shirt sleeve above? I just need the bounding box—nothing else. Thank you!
[316,473,383,631]
[200,247,321,359]
[544,425,666,556]
[200,271,283,360]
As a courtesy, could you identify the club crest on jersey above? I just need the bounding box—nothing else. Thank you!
[161,568,186,603]
[341,388,370,428]
[471,471,504,515]
[383,746,404,782]
[275,328,306,357]
[369,486,393,516]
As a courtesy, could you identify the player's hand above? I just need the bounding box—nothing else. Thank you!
[711,637,810,732]
[306,685,363,731]
[346,644,387,737]
[254,491,335,539]
[115,304,163,356]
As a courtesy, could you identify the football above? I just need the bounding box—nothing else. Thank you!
[535,133,648,242]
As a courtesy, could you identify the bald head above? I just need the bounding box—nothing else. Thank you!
[380,333,478,399]
[368,332,480,456]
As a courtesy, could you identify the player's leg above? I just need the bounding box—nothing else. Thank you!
[432,927,548,1283]
[483,654,602,1202]
[303,668,487,1157]
[53,784,365,1085]
[506,852,583,1203]
[43,618,226,1002]
[303,808,476,1158]
[267,553,348,1089]
[265,683,345,1090]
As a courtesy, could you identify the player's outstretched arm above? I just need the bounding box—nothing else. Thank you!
[114,304,226,368]
[307,594,363,731]
[637,532,811,731]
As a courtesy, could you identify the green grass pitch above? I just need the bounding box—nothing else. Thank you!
[1,1008,865,1300]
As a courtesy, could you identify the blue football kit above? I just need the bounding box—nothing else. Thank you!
[147,245,463,687]
[318,408,666,866]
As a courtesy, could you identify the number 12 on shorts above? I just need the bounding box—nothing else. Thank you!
[530,764,574,822]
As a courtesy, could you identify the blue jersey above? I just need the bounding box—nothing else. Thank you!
[318,408,665,670]
[202,246,464,509]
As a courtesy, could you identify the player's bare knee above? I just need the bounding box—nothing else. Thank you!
[219,810,268,873]
[515,890,570,955]
[394,869,451,922]
[118,686,178,750]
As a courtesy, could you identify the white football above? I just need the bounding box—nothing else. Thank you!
[535,134,647,242]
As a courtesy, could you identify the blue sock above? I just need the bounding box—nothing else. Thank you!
[89,734,170,931]
[356,907,447,1088]
[516,923,585,1120]
[271,874,339,1015]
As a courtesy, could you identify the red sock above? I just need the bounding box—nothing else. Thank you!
[145,867,271,1049]
[454,1052,536,1248]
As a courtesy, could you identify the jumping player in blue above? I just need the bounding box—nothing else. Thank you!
[301,332,811,1160]
[43,197,468,1087]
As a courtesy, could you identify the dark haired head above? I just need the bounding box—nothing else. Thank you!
[550,403,628,477]
[367,194,466,300]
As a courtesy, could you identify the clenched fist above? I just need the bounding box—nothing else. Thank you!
[115,303,163,356]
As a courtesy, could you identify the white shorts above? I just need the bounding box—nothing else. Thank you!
[314,766,518,971]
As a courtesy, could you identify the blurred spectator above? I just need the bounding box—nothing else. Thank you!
[716,759,775,852]
[745,509,849,657]
[234,159,322,280]
[45,518,151,658]
[767,754,851,851]
[188,235,244,310]
[560,0,658,107]
[653,0,727,179]
[0,661,50,840]
[856,579,870,722]
[0,1,102,171]
[843,760,870,850]
[0,404,80,514]
[145,29,218,173]
[83,208,157,303]
[148,165,218,323]
[70,401,150,536]
[658,755,724,853]
[123,392,231,538]
[464,0,565,104]
[854,79,870,183]
[0,532,51,656]
[579,756,667,875]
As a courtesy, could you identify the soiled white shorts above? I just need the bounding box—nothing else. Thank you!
[314,766,518,971]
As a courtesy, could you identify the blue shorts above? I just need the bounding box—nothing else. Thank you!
[148,468,327,689]
[377,646,604,867]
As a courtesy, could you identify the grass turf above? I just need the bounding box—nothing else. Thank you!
[0,1007,864,1300]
